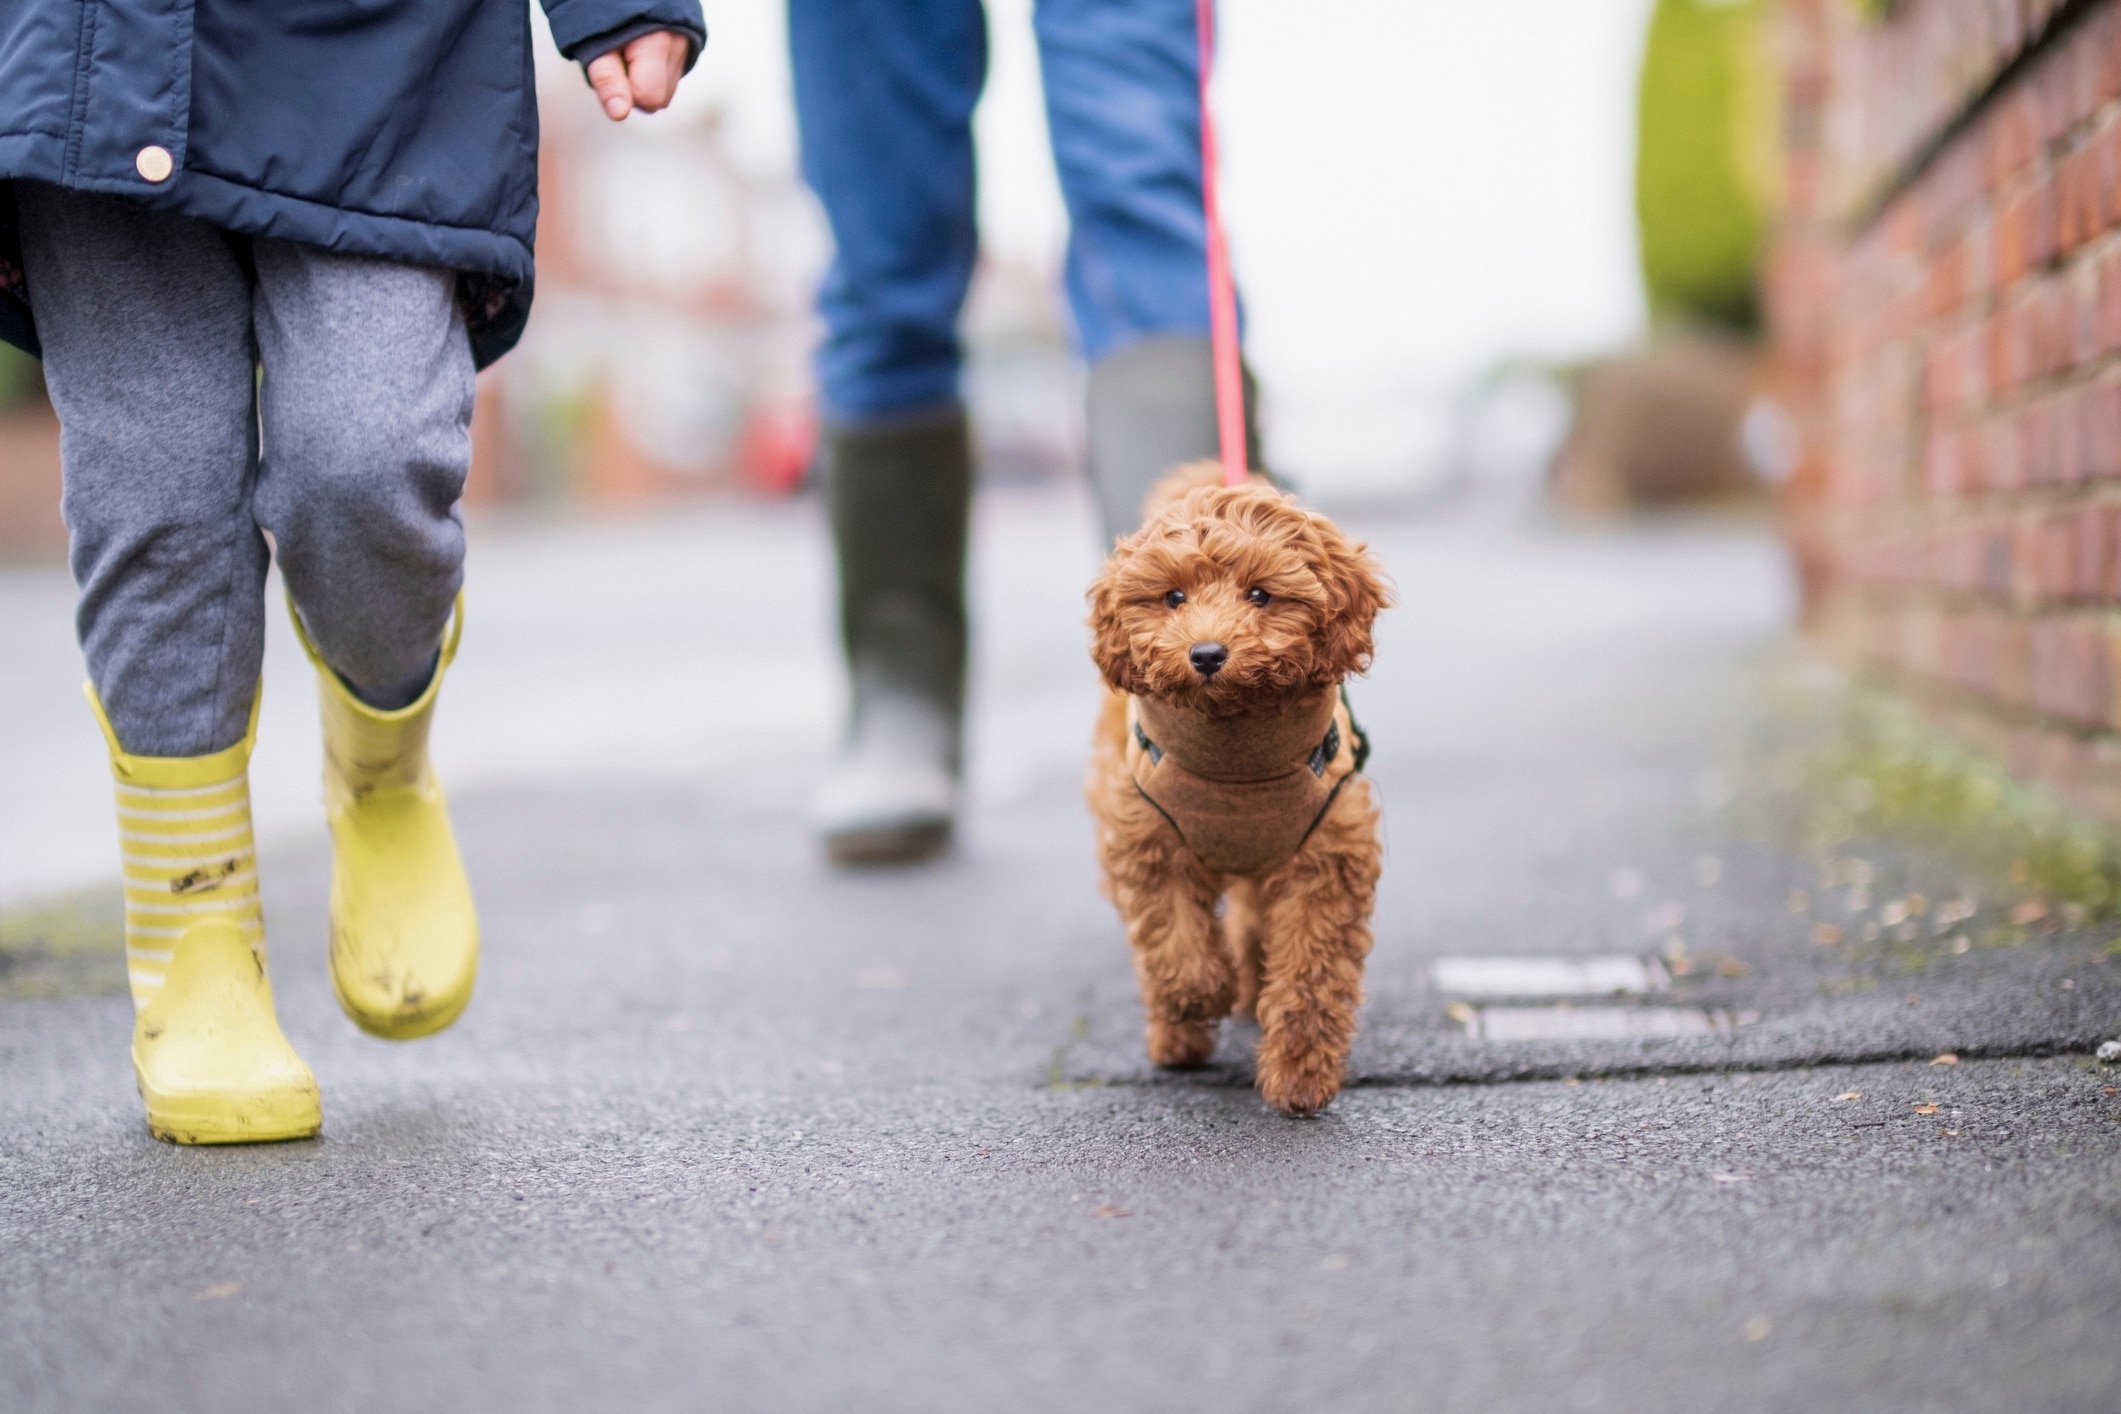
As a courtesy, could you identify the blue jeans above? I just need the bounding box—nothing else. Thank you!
[789,0,1219,423]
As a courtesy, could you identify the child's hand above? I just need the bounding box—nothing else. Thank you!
[586,30,690,121]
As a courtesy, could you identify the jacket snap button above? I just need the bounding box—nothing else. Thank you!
[135,146,174,183]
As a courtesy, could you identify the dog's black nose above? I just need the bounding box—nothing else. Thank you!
[1189,642,1228,677]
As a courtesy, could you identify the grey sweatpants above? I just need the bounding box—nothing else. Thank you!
[17,183,475,758]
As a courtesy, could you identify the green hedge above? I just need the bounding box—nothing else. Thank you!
[1635,0,1776,332]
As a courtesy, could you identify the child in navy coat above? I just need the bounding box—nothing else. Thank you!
[0,2,702,1143]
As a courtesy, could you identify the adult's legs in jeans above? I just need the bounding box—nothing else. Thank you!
[789,0,986,424]
[1035,0,1261,542]
[789,0,986,862]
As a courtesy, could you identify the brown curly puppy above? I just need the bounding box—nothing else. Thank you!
[1086,463,1388,1116]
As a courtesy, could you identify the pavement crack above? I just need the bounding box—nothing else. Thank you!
[1071,1038,2105,1093]
[1342,1038,2107,1089]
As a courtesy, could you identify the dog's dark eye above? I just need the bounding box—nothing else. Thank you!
[1163,589,1187,609]
[1245,588,1272,607]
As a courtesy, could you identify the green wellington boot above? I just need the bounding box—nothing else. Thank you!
[1084,334,1265,545]
[812,407,972,864]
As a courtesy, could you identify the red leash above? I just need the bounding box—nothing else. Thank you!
[1195,0,1248,488]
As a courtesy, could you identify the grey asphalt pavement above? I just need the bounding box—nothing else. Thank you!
[3,484,2117,1413]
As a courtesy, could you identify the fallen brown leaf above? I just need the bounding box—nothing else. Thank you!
[1941,1129,1961,1138]
[2009,899,2048,926]
[1913,1103,1940,1115]
[1091,1204,1132,1219]
[1833,1091,1863,1102]
[1930,1053,1959,1066]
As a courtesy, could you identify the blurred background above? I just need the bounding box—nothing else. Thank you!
[14,0,2116,867]
[0,0,1787,545]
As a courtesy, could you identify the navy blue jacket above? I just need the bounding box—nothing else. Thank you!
[0,1,705,368]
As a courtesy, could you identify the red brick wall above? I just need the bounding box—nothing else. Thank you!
[1773,0,2121,821]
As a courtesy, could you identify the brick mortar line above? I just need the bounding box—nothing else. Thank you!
[1921,364,2121,424]
[1844,230,2121,373]
[1904,230,2121,378]
[1916,222,2121,339]
[1848,0,2106,236]
[1829,280,2121,494]
[1886,96,2121,258]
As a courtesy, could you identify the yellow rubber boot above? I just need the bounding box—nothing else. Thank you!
[293,596,478,1040]
[91,688,323,1145]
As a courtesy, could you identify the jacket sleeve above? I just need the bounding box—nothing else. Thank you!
[541,0,707,67]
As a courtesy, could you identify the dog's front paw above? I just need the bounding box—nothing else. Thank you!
[1145,1017,1219,1069]
[1255,1049,1345,1117]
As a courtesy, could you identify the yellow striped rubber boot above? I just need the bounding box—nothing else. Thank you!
[91,687,323,1145]
[293,597,478,1040]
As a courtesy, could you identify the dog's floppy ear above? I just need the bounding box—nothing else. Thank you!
[1309,519,1390,679]
[1086,560,1142,693]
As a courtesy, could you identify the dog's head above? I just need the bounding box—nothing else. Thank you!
[1087,462,1389,713]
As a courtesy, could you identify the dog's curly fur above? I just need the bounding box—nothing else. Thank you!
[1086,463,1388,1116]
